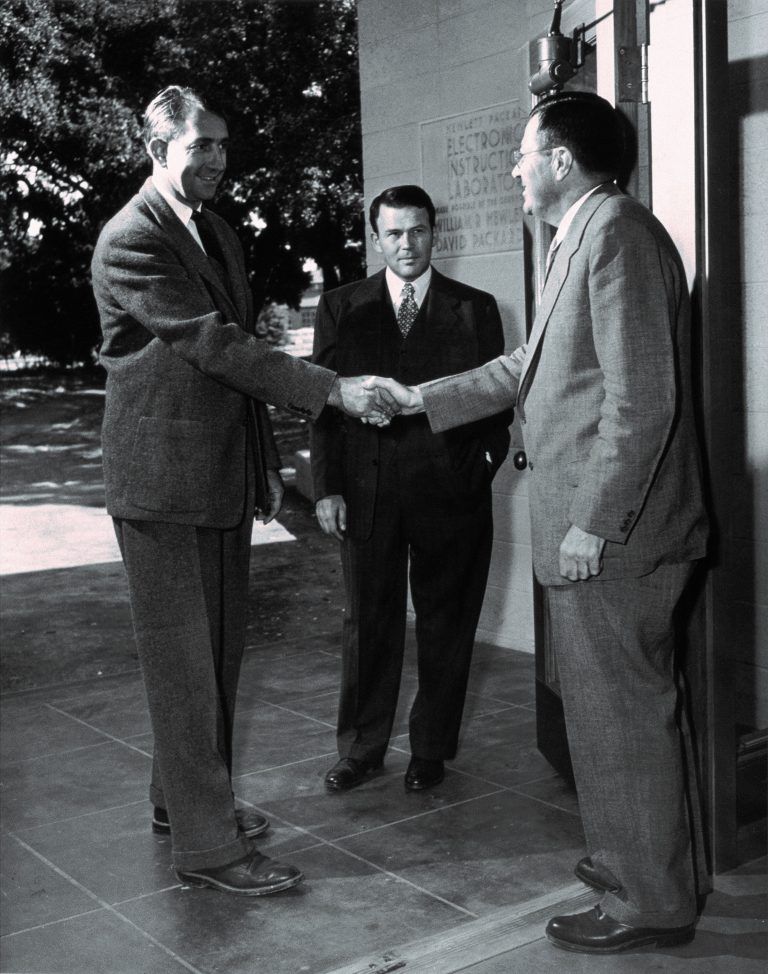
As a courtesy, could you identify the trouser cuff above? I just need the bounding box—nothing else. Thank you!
[173,832,251,872]
[600,892,697,929]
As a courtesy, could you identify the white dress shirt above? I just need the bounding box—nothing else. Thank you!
[151,177,206,253]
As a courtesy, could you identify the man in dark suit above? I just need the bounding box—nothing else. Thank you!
[91,85,387,896]
[311,185,511,794]
[370,94,709,952]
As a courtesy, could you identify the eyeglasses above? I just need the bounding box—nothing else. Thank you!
[512,147,553,166]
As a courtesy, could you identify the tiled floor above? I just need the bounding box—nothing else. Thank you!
[465,862,768,974]
[1,663,581,972]
[1,379,766,972]
[1,491,588,973]
[3,501,766,973]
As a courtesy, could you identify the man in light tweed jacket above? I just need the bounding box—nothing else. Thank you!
[371,92,709,954]
[91,85,387,897]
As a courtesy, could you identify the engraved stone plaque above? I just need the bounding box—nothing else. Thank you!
[421,101,527,257]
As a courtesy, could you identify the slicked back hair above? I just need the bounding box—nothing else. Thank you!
[142,85,224,146]
[531,91,624,179]
[369,185,436,234]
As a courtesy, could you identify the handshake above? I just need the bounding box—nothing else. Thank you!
[329,375,424,426]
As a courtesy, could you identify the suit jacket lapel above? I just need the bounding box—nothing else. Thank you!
[517,185,620,406]
[334,267,465,375]
[200,210,250,327]
[139,180,243,325]
[424,269,462,339]
[345,270,388,361]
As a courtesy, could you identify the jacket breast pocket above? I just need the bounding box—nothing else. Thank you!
[127,417,211,513]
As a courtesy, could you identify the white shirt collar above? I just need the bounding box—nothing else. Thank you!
[552,182,609,248]
[152,176,205,250]
[385,266,432,311]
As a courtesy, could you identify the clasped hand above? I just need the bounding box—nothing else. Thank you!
[332,376,423,426]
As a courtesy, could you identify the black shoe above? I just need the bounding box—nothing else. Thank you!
[152,806,269,839]
[574,856,621,893]
[324,756,382,792]
[177,851,303,896]
[404,757,444,791]
[545,905,695,954]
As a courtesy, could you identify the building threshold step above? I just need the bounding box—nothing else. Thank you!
[323,882,597,974]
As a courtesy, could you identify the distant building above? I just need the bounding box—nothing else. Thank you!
[287,262,323,331]
[296,280,323,330]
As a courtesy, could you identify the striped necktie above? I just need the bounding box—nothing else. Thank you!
[192,210,226,270]
[191,209,231,294]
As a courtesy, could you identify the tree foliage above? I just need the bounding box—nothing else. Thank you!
[0,0,364,364]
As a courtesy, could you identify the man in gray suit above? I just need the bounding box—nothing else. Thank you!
[91,86,387,896]
[370,92,708,953]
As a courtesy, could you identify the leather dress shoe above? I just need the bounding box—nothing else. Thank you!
[574,856,621,893]
[324,757,382,792]
[177,851,303,896]
[404,757,444,791]
[152,806,269,839]
[546,905,695,954]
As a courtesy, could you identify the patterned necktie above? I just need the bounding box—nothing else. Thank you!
[397,282,418,337]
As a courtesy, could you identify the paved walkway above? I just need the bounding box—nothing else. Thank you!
[1,374,765,973]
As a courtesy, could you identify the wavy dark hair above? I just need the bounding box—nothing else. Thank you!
[369,184,436,233]
[142,85,226,145]
[531,91,624,178]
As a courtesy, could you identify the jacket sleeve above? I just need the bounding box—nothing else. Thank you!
[309,292,345,501]
[474,293,513,473]
[92,221,335,420]
[421,354,522,433]
[567,212,681,543]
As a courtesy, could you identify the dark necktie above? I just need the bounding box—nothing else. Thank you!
[397,282,418,337]
[191,209,228,281]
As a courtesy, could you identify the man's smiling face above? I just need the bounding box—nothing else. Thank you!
[159,108,229,206]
